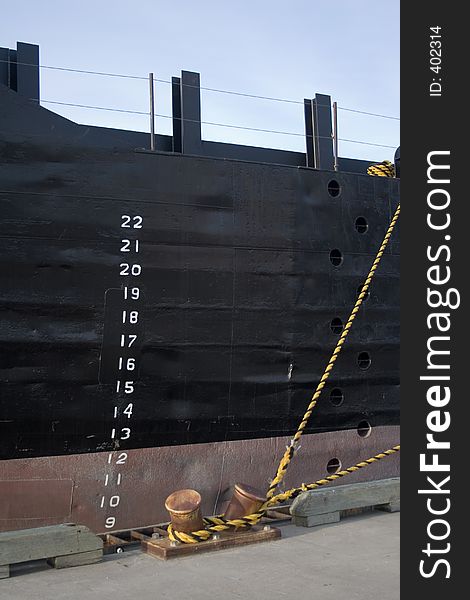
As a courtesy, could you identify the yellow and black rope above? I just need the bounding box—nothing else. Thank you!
[167,445,401,543]
[265,202,400,500]
[168,167,400,544]
[367,160,395,178]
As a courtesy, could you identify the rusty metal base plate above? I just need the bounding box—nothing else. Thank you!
[98,509,290,556]
[142,525,281,560]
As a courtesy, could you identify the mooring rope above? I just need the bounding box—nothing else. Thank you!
[367,160,396,177]
[169,165,400,543]
[168,445,401,543]
[265,202,400,500]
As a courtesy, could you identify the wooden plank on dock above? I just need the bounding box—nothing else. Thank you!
[47,549,103,569]
[0,524,103,577]
[290,478,400,528]
[0,564,10,580]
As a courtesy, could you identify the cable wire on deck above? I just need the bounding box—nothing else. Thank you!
[39,99,398,149]
[1,58,399,121]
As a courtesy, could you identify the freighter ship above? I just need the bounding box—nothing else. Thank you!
[0,42,399,533]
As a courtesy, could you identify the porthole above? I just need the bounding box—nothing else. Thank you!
[330,318,344,334]
[330,388,344,407]
[357,352,371,370]
[330,249,343,266]
[355,216,368,234]
[327,180,341,197]
[357,420,372,438]
[326,458,342,474]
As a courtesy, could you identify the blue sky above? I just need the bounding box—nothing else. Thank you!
[1,0,399,161]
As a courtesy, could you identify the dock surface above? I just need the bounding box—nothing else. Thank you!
[0,511,399,600]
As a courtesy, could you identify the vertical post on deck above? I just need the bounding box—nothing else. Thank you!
[311,93,335,171]
[304,98,315,168]
[332,101,339,171]
[149,72,155,151]
[180,71,202,155]
[171,76,182,153]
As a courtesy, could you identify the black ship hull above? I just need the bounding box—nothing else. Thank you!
[0,46,399,532]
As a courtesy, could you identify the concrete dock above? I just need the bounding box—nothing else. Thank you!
[0,511,399,600]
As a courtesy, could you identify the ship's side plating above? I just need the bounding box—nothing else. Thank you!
[0,43,399,532]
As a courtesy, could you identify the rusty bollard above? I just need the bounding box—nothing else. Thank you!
[223,483,265,520]
[165,489,205,533]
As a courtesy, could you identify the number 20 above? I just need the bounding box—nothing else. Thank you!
[120,263,141,276]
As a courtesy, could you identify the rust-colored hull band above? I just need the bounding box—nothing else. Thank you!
[0,426,399,533]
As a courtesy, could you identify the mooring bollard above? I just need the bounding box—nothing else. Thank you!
[224,483,265,519]
[165,489,204,533]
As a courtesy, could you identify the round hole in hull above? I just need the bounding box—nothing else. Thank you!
[330,317,344,334]
[357,352,371,370]
[355,216,368,233]
[330,388,344,407]
[330,249,343,266]
[327,180,341,197]
[326,458,342,474]
[357,420,372,438]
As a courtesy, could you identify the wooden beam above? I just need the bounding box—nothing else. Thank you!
[0,523,103,576]
[291,478,400,527]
